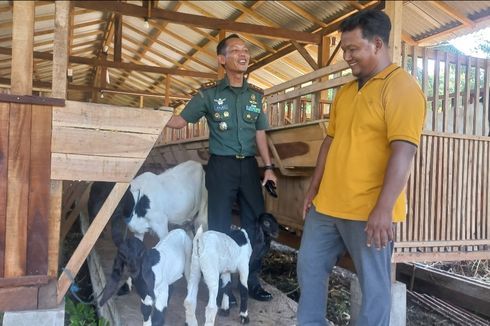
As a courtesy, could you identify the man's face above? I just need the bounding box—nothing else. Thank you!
[341,27,380,82]
[218,38,250,74]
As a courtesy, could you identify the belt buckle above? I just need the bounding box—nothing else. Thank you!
[235,154,245,159]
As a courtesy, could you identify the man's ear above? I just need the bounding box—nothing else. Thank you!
[218,54,226,66]
[374,36,383,52]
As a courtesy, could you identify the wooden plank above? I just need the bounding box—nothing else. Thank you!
[53,100,170,134]
[26,105,51,275]
[443,52,450,132]
[483,59,489,136]
[57,182,130,303]
[432,51,440,131]
[0,286,38,312]
[48,180,62,277]
[51,153,142,182]
[52,126,158,158]
[473,59,480,135]
[0,102,8,278]
[0,94,65,106]
[52,0,70,98]
[394,239,490,248]
[0,275,49,288]
[454,55,462,133]
[393,251,490,263]
[5,103,31,277]
[463,56,471,134]
[10,1,34,94]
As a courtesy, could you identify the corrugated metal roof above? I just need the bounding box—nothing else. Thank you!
[0,0,489,108]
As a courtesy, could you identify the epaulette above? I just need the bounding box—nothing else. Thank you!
[200,81,217,91]
[248,83,264,95]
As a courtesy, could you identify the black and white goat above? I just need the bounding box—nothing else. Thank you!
[87,160,208,244]
[184,213,279,326]
[99,229,192,326]
[127,160,208,241]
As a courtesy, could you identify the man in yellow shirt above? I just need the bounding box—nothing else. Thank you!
[297,9,426,326]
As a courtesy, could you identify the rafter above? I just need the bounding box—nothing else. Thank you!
[73,1,320,43]
[429,1,474,27]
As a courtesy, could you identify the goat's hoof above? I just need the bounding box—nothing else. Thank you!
[218,308,230,316]
[240,316,250,324]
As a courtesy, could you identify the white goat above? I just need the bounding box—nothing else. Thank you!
[184,226,252,326]
[99,229,192,325]
[127,160,208,241]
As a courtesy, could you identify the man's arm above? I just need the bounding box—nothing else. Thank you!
[255,130,277,185]
[365,140,417,249]
[165,115,188,129]
[303,136,332,219]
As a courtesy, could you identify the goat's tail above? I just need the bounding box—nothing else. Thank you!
[193,225,204,255]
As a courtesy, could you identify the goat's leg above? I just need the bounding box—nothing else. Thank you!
[238,269,250,324]
[203,269,220,326]
[140,295,153,326]
[218,273,232,316]
[151,284,168,326]
[184,256,201,326]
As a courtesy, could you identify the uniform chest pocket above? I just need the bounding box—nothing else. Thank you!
[243,105,260,123]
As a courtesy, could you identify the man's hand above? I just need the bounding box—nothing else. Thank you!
[262,169,277,186]
[365,205,394,249]
[302,189,317,220]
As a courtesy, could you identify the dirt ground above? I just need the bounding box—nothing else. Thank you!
[261,243,488,326]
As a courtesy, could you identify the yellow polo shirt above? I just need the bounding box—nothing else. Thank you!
[313,64,426,222]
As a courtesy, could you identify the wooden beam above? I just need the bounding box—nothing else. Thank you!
[10,1,34,94]
[114,13,122,62]
[218,30,226,80]
[52,1,70,98]
[385,1,403,65]
[164,74,170,106]
[73,1,320,44]
[292,41,318,70]
[429,1,474,27]
[0,46,217,79]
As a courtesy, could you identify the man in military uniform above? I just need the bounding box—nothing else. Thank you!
[166,34,277,301]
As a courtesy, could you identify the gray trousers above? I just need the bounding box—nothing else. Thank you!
[297,206,393,326]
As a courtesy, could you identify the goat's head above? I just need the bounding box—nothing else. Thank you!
[118,236,146,278]
[258,213,279,239]
[99,236,146,306]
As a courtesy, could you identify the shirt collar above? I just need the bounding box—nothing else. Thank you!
[372,63,400,80]
[217,75,248,92]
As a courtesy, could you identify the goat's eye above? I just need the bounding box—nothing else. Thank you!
[264,221,270,227]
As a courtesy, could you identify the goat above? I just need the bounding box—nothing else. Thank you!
[126,160,208,241]
[99,229,192,326]
[87,160,208,244]
[184,213,279,326]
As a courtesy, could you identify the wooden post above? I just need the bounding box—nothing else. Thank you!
[164,74,171,107]
[318,35,331,119]
[218,30,226,80]
[385,1,403,65]
[139,95,144,108]
[114,13,122,62]
[4,0,34,278]
[49,0,70,279]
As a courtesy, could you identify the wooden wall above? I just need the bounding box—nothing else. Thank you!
[0,98,54,311]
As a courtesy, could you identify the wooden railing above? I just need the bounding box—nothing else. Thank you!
[402,45,490,136]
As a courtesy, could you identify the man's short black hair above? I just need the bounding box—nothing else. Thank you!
[340,9,391,44]
[217,33,241,55]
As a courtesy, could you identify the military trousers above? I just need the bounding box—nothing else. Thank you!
[205,154,266,288]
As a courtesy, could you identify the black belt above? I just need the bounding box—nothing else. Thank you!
[211,154,255,160]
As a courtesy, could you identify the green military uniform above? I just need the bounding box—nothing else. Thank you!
[180,76,268,289]
[180,77,269,156]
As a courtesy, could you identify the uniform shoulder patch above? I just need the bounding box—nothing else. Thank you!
[248,83,264,95]
[200,81,217,91]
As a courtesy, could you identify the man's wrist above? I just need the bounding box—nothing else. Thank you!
[264,164,275,170]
